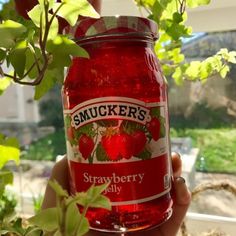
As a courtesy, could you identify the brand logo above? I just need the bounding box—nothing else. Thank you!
[66,97,153,129]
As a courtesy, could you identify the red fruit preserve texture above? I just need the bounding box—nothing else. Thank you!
[63,17,173,233]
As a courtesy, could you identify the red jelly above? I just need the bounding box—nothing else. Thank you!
[62,16,173,233]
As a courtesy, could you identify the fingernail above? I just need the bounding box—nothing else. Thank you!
[171,151,181,159]
[174,177,191,205]
[176,176,185,183]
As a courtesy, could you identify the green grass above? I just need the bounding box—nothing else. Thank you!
[21,129,66,161]
[171,128,236,174]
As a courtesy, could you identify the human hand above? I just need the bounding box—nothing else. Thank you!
[42,153,191,236]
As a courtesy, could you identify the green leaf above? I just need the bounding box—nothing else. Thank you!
[27,29,36,43]
[28,208,59,231]
[173,12,183,23]
[220,66,230,78]
[76,217,89,236]
[53,230,62,236]
[151,1,164,24]
[166,21,190,41]
[28,4,59,40]
[65,201,89,236]
[0,171,13,196]
[185,61,201,79]
[46,35,89,69]
[0,20,27,48]
[161,0,178,20]
[72,192,87,207]
[8,40,28,78]
[228,51,236,64]
[49,180,69,198]
[0,49,6,61]
[34,73,56,100]
[48,16,59,40]
[172,67,184,85]
[168,48,185,64]
[0,135,20,169]
[54,0,99,26]
[74,183,111,210]
[187,0,211,8]
[65,202,84,236]
[86,183,111,210]
[25,46,42,79]
[0,171,13,185]
[12,218,25,235]
[199,60,212,80]
[34,68,63,100]
[0,230,9,235]
[76,216,89,236]
[0,77,11,96]
[38,0,55,10]
[135,0,155,8]
[150,0,176,25]
[28,5,43,28]
[87,195,111,210]
[24,226,43,236]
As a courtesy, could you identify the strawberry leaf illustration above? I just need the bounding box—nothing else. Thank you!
[64,115,72,128]
[74,123,95,139]
[121,121,143,134]
[150,107,161,118]
[159,116,166,138]
[96,142,109,162]
[135,148,152,160]
[96,120,119,127]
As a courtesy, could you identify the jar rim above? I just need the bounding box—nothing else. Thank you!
[75,31,157,46]
[69,16,158,41]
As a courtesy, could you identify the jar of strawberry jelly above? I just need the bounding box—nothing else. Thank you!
[62,16,173,233]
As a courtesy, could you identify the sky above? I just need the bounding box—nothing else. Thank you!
[0,0,9,10]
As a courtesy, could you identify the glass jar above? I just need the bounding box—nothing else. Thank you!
[62,16,173,233]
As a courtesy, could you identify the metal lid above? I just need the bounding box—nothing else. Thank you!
[70,16,158,40]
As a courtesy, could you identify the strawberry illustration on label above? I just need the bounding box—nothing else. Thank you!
[132,130,147,156]
[65,98,167,163]
[79,134,95,160]
[118,133,134,160]
[101,135,121,161]
[146,117,161,141]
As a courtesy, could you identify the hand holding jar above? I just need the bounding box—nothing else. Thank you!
[42,153,191,236]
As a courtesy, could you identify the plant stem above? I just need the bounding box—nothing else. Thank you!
[75,204,89,236]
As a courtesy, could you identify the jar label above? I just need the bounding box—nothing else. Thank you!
[64,97,171,205]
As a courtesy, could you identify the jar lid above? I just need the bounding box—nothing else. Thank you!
[71,16,158,40]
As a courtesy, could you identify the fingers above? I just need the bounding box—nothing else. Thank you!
[171,152,182,178]
[171,153,191,232]
[50,156,70,191]
[157,153,191,236]
[171,153,191,205]
[174,177,191,206]
[41,156,69,209]
[162,177,191,236]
